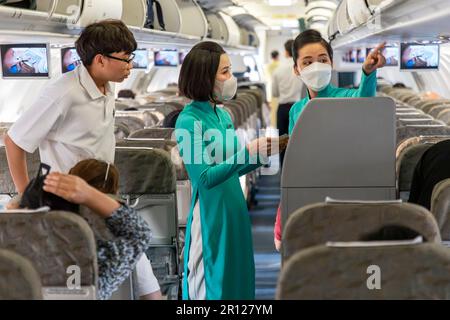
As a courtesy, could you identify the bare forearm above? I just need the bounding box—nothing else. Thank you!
[84,187,121,218]
[4,134,29,194]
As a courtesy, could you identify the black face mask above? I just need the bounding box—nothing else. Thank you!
[20,163,79,214]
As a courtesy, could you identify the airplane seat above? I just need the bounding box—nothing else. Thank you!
[0,249,42,300]
[420,100,450,113]
[114,123,130,140]
[0,211,98,299]
[115,116,145,133]
[429,105,450,119]
[395,136,450,201]
[431,179,450,241]
[281,97,397,228]
[0,147,41,195]
[282,201,440,261]
[128,128,175,140]
[404,96,422,105]
[277,243,450,299]
[223,106,237,126]
[397,119,444,127]
[396,125,450,146]
[142,111,159,128]
[437,109,450,125]
[114,147,180,299]
[396,114,431,121]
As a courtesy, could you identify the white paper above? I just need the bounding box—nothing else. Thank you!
[326,236,423,248]
[0,206,50,214]
[325,197,402,204]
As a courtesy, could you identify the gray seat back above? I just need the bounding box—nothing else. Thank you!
[0,211,97,295]
[128,128,175,140]
[431,179,450,240]
[396,125,450,146]
[115,116,145,133]
[0,147,41,194]
[277,243,450,299]
[437,109,450,125]
[0,249,42,300]
[283,202,441,261]
[396,136,450,199]
[281,97,396,227]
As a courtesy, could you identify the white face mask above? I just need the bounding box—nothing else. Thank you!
[299,62,332,92]
[213,76,237,102]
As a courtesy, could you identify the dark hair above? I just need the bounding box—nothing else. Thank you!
[75,19,137,66]
[393,82,407,88]
[118,89,136,99]
[284,40,294,57]
[69,159,119,194]
[163,110,182,128]
[271,50,279,59]
[292,29,333,65]
[178,41,226,102]
[360,225,423,241]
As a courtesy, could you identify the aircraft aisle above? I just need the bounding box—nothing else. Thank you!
[3,0,450,306]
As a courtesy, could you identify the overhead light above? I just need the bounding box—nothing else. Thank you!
[266,0,298,6]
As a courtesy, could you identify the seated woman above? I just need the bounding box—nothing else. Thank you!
[42,169,150,300]
[409,139,450,210]
[68,159,162,300]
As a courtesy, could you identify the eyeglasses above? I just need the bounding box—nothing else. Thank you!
[104,53,135,64]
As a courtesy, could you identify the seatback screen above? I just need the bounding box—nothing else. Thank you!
[400,43,439,70]
[1,43,50,78]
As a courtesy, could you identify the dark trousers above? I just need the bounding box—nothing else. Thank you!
[277,102,295,170]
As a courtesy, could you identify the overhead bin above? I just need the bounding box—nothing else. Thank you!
[121,0,146,28]
[335,0,353,35]
[152,0,182,33]
[239,27,259,47]
[176,0,208,38]
[347,0,372,26]
[77,0,122,27]
[206,11,228,42]
[218,11,241,47]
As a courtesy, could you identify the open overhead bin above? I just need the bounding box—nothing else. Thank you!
[150,0,181,33]
[330,0,450,49]
[121,0,146,28]
[176,0,208,38]
[218,12,241,47]
[205,11,228,42]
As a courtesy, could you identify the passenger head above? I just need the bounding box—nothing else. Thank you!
[393,82,407,88]
[69,159,119,194]
[292,29,334,92]
[178,41,236,104]
[271,50,279,60]
[360,225,423,241]
[75,19,137,83]
[284,40,294,58]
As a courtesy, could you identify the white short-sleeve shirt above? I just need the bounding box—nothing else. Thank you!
[8,64,116,173]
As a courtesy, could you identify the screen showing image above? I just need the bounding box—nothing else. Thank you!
[61,47,81,74]
[179,51,187,65]
[381,46,399,67]
[349,49,357,63]
[132,49,148,69]
[154,50,178,67]
[400,43,439,70]
[1,43,49,78]
[357,49,365,63]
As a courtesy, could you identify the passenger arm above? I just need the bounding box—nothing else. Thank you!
[4,134,29,194]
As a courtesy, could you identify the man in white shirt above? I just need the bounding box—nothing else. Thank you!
[272,40,304,168]
[4,19,161,300]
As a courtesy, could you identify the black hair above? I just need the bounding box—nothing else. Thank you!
[178,41,226,102]
[393,82,407,88]
[292,29,333,65]
[284,40,294,57]
[271,50,279,59]
[75,19,137,66]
